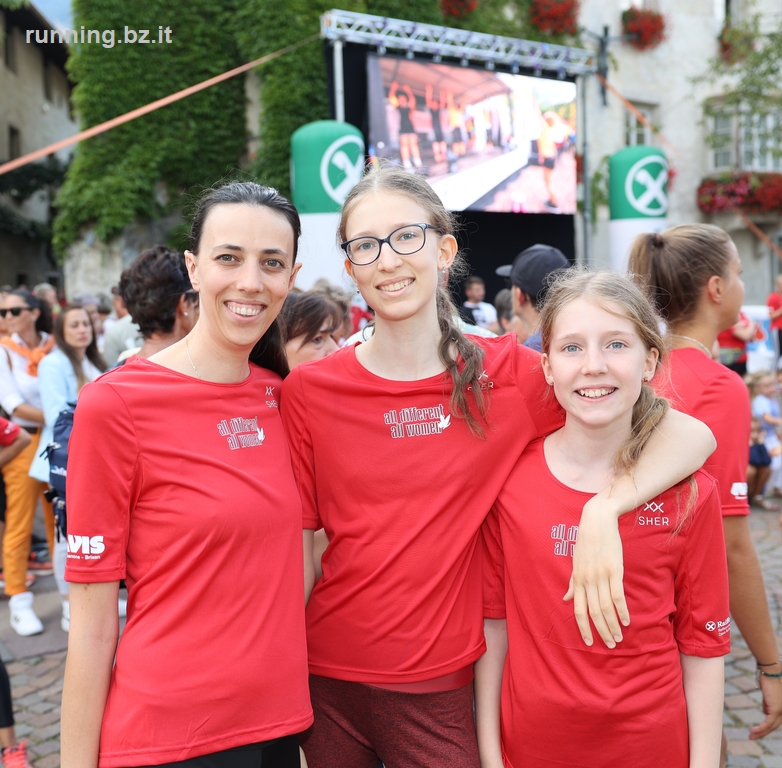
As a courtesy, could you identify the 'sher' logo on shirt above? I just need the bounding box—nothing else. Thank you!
[217,416,265,451]
[383,404,450,439]
[551,523,578,557]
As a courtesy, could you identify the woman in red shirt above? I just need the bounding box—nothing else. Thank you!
[629,225,782,761]
[60,182,312,768]
[281,166,716,768]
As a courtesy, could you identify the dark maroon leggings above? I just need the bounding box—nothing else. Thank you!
[301,675,480,768]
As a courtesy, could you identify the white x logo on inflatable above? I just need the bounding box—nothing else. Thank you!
[320,135,365,206]
[624,155,669,216]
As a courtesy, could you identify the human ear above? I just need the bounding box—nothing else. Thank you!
[288,262,302,291]
[643,347,659,382]
[344,258,355,281]
[184,250,200,292]
[706,274,723,305]
[437,234,458,271]
[540,353,554,385]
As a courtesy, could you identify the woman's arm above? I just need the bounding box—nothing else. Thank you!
[61,581,120,768]
[475,619,507,768]
[0,429,30,468]
[724,515,782,739]
[568,409,716,647]
[681,654,724,768]
[10,404,44,423]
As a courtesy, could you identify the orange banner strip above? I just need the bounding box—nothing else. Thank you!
[731,206,782,261]
[0,33,320,178]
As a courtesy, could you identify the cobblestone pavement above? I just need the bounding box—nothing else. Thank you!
[3,507,782,767]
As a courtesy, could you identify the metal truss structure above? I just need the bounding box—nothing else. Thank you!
[321,9,596,77]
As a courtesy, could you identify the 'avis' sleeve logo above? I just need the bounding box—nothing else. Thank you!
[67,534,105,559]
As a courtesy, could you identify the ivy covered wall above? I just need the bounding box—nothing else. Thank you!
[53,0,247,252]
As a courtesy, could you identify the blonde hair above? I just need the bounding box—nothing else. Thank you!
[338,164,488,436]
[538,269,697,531]
[627,224,734,326]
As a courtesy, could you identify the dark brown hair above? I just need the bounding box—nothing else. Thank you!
[280,292,342,350]
[119,246,192,339]
[627,224,734,326]
[54,304,107,389]
[188,181,301,380]
[338,165,487,435]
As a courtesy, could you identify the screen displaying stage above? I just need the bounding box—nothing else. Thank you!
[366,54,577,214]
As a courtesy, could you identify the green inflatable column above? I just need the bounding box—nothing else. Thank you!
[608,146,669,271]
[291,121,365,214]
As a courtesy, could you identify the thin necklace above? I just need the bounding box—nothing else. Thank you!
[670,334,713,359]
[185,337,201,379]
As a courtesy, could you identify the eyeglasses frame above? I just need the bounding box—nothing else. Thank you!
[0,307,32,318]
[340,223,444,266]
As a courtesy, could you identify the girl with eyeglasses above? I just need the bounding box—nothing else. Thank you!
[280,165,716,768]
[0,289,55,636]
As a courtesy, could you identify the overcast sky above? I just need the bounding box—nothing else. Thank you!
[34,0,72,29]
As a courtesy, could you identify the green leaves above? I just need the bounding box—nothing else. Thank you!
[54,0,246,253]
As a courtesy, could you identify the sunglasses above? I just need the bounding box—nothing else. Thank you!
[0,307,31,318]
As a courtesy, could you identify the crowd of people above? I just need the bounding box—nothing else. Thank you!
[0,165,779,768]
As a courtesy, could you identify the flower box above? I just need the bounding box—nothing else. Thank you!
[529,0,580,36]
[697,172,782,214]
[622,7,665,50]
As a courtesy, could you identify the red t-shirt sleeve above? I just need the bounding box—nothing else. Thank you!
[703,373,751,516]
[481,507,506,620]
[0,418,20,447]
[673,475,730,656]
[65,380,141,583]
[280,368,320,530]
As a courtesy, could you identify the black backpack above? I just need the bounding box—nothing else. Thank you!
[44,401,76,538]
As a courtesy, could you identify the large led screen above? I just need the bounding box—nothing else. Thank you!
[367,54,577,214]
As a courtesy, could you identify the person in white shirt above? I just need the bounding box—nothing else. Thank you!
[30,304,108,632]
[462,276,499,333]
[0,290,55,635]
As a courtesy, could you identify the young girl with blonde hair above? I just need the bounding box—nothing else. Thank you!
[477,270,729,768]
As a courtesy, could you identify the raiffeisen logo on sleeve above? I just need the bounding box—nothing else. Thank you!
[67,534,105,560]
[730,482,748,501]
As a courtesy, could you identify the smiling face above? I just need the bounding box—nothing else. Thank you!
[62,307,93,353]
[185,203,300,354]
[343,192,455,326]
[541,297,659,434]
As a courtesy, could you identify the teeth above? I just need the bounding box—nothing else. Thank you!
[227,302,262,317]
[378,279,413,292]
[578,388,615,398]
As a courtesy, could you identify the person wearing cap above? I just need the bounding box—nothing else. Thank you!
[495,243,569,351]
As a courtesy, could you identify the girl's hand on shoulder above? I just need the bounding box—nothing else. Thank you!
[564,496,628,649]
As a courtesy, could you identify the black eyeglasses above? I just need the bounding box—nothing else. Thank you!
[341,224,443,266]
[0,307,31,318]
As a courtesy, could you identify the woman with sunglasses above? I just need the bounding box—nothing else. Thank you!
[0,289,54,635]
[281,165,716,768]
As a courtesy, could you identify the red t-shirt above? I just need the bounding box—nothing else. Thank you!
[65,359,312,767]
[483,440,729,768]
[280,334,563,684]
[0,418,20,447]
[657,348,750,515]
[768,292,782,331]
[717,311,750,364]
